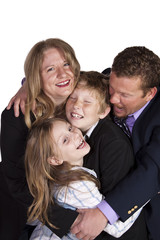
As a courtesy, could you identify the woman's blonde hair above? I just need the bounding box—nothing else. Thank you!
[25,117,99,228]
[24,38,80,128]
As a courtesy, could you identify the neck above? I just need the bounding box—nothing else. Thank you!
[46,93,67,106]
[77,158,83,167]
[54,97,67,106]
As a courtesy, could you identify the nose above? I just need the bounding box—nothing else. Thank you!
[73,99,82,109]
[57,67,66,78]
[110,93,120,104]
[70,129,81,142]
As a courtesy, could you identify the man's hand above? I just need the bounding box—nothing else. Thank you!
[7,82,27,117]
[71,208,108,240]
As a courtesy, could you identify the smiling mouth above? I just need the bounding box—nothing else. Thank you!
[77,139,85,149]
[71,112,83,119]
[56,80,70,87]
[114,105,123,112]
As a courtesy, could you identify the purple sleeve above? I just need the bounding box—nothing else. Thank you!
[97,200,119,224]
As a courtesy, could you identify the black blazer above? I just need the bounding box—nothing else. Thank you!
[106,88,160,240]
[83,117,148,240]
[0,106,77,240]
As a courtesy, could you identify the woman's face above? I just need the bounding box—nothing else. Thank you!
[51,120,90,166]
[41,48,75,105]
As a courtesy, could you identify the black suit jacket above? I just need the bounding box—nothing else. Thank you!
[105,88,160,240]
[0,106,77,240]
[83,117,148,240]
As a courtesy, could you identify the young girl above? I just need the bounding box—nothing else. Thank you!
[25,118,142,240]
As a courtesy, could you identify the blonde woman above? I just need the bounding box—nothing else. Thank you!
[1,38,80,240]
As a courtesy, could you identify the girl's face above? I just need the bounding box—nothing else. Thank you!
[41,48,75,106]
[50,120,90,166]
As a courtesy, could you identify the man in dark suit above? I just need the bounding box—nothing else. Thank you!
[71,47,160,240]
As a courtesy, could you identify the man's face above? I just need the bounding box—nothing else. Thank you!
[109,72,151,118]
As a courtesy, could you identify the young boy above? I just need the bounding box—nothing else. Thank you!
[65,71,148,240]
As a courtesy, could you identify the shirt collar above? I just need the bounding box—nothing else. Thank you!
[128,101,150,121]
[85,121,99,138]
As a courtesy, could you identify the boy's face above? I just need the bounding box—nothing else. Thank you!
[66,86,106,133]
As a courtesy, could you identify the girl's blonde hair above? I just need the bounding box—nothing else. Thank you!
[24,38,80,128]
[25,117,99,228]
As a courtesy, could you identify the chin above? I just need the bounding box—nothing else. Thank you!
[114,111,126,119]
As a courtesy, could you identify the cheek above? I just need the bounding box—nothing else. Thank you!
[86,105,97,114]
[69,70,74,77]
[60,148,68,160]
[121,98,131,106]
[122,99,138,111]
[66,101,72,111]
[70,85,75,93]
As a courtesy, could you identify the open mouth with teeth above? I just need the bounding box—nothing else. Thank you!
[77,139,85,149]
[56,80,70,87]
[71,113,83,119]
[114,105,124,113]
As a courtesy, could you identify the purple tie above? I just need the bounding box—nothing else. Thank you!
[126,115,135,133]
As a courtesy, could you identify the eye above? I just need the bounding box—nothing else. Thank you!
[84,100,91,104]
[47,67,55,72]
[121,93,130,98]
[64,62,70,67]
[63,138,68,143]
[69,96,76,101]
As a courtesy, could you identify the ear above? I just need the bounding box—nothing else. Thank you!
[47,156,63,166]
[146,87,157,101]
[99,105,111,119]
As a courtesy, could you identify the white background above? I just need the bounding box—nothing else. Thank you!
[0,0,160,118]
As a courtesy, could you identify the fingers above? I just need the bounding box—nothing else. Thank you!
[71,225,96,240]
[73,231,95,240]
[75,233,95,240]
[71,208,107,240]
[7,96,21,117]
[77,209,85,213]
[13,98,21,117]
[7,97,25,117]
[83,236,95,240]
[20,100,26,115]
[6,96,16,110]
[6,84,27,117]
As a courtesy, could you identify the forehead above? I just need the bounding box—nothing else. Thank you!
[74,84,100,98]
[52,121,68,138]
[42,48,65,63]
[109,72,142,92]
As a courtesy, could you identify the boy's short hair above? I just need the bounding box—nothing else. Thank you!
[77,71,110,113]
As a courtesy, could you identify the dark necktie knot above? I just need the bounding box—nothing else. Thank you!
[114,116,134,138]
[126,115,135,132]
